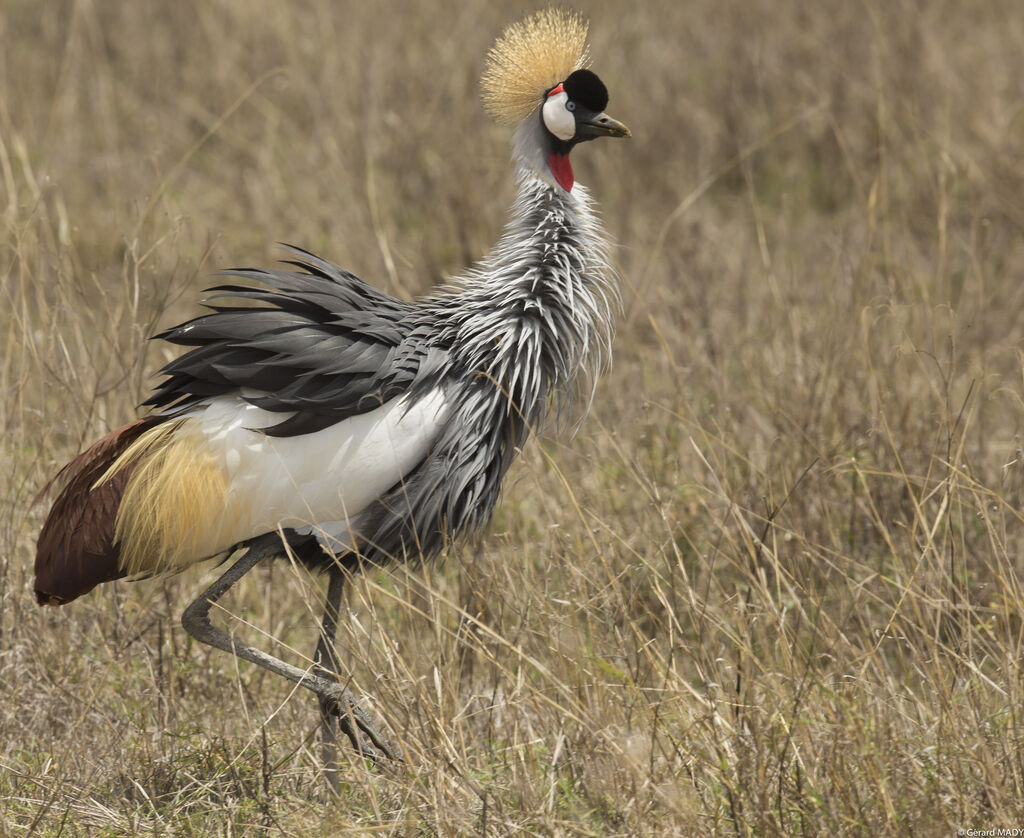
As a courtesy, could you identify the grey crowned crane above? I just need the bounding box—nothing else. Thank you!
[35,8,629,773]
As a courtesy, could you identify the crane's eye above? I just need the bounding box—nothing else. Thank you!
[566,101,576,112]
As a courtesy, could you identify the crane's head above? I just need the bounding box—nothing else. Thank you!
[481,9,630,193]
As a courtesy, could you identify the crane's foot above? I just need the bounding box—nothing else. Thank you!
[319,683,400,764]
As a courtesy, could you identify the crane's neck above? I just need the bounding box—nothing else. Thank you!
[438,141,619,424]
[511,110,576,194]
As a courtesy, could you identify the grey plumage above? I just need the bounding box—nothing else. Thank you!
[148,167,618,571]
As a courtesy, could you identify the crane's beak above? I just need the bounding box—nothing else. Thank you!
[576,111,631,140]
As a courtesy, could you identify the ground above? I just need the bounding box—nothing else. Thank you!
[2,0,1024,834]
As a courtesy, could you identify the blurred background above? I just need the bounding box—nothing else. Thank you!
[2,0,1024,833]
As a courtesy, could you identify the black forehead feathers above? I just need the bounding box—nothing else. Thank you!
[563,69,609,113]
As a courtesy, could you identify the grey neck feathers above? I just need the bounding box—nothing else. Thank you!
[427,140,619,428]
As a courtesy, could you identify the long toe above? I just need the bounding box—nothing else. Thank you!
[319,693,377,759]
[321,685,400,763]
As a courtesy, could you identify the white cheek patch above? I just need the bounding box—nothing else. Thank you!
[542,91,576,141]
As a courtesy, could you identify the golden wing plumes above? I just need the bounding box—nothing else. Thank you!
[481,8,591,126]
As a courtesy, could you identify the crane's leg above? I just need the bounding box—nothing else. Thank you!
[180,534,397,770]
[312,566,351,789]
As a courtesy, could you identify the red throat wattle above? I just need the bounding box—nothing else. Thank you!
[547,153,574,192]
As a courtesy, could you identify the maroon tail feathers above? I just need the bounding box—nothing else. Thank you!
[35,417,161,606]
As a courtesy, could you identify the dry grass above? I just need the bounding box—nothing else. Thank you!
[3,0,1024,834]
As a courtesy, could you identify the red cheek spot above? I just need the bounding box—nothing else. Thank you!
[547,153,574,192]
[547,83,565,97]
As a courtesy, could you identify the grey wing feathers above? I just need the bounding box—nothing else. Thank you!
[145,246,428,437]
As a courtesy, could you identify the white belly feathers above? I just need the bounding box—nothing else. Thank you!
[203,389,450,547]
[109,388,450,575]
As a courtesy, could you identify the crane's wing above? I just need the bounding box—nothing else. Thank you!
[146,246,444,437]
[35,249,454,602]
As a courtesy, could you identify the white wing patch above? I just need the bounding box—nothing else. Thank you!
[192,389,450,553]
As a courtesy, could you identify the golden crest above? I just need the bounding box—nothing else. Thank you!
[481,8,591,125]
